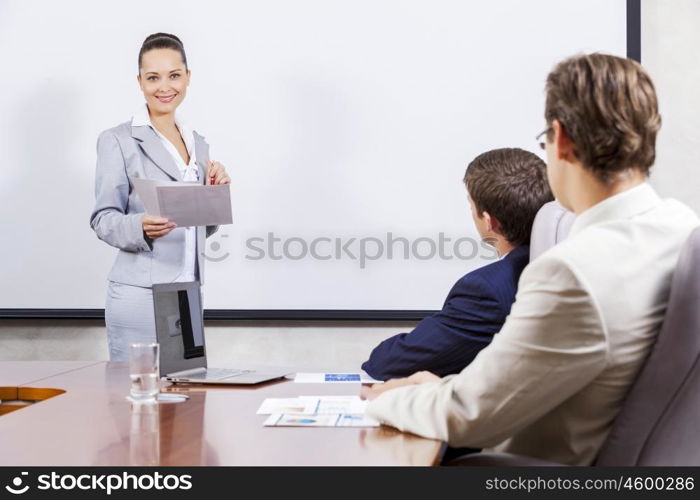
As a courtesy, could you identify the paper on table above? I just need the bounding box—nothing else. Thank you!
[132,178,233,227]
[299,396,368,414]
[256,396,368,415]
[263,413,379,427]
[293,373,383,384]
[255,398,317,415]
[336,414,381,427]
[264,413,341,427]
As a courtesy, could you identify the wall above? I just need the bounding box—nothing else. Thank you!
[0,318,413,371]
[644,0,700,213]
[1,0,697,365]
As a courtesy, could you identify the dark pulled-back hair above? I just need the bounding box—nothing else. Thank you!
[138,33,188,70]
[464,148,553,246]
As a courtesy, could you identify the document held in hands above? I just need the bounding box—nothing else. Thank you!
[133,178,233,227]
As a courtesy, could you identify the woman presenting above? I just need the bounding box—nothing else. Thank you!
[90,33,230,361]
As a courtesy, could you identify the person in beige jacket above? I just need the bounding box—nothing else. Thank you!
[361,53,699,466]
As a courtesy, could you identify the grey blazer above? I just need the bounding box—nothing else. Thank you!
[90,120,218,287]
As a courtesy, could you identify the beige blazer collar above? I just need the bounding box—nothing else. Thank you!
[570,182,661,236]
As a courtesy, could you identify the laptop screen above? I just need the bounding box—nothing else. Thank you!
[178,290,204,359]
[152,281,207,376]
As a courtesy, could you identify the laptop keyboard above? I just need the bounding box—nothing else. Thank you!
[187,368,248,381]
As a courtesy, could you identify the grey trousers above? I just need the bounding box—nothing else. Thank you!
[105,281,157,362]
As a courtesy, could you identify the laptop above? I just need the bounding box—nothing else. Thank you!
[152,281,290,385]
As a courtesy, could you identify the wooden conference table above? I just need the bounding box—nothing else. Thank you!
[0,361,444,466]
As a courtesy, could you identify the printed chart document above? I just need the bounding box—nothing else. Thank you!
[133,178,232,227]
[256,396,368,415]
[264,413,379,427]
[258,396,379,427]
[293,372,383,384]
[256,398,316,415]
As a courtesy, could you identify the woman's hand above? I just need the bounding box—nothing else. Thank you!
[206,160,231,185]
[142,215,176,239]
[360,371,441,401]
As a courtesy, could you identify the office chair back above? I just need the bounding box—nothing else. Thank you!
[529,200,576,261]
[596,227,700,465]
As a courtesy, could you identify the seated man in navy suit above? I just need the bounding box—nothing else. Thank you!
[362,148,553,380]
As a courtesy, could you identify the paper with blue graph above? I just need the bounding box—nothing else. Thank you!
[258,396,380,427]
[293,372,383,384]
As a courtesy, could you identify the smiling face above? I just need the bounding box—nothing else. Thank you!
[137,48,190,116]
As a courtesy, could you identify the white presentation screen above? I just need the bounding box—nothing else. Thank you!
[0,0,629,313]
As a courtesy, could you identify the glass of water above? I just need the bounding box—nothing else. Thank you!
[129,343,160,403]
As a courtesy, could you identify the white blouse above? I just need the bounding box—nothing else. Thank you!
[132,104,199,283]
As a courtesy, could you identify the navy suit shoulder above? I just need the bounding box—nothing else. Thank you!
[362,245,530,380]
[459,244,529,310]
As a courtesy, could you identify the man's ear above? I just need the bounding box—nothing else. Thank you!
[553,119,577,162]
[483,211,501,234]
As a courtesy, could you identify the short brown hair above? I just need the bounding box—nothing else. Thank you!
[545,53,661,183]
[464,148,553,246]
